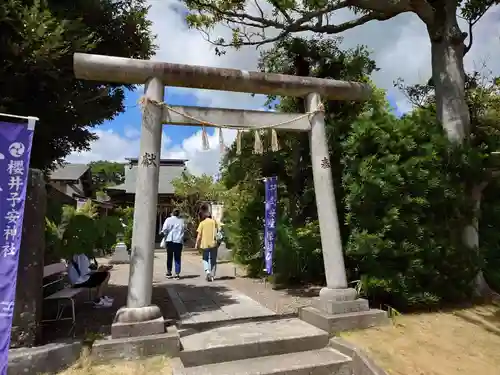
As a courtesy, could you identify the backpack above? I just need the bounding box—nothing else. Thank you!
[215,227,224,244]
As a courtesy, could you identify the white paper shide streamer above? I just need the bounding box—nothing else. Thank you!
[201,125,210,150]
[236,130,243,155]
[219,128,226,152]
[253,130,263,154]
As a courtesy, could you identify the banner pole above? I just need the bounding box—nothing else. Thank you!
[0,113,39,122]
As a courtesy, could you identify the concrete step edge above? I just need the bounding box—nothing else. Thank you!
[180,329,329,367]
[177,312,295,333]
[173,348,352,375]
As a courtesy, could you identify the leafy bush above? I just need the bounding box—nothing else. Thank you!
[115,206,134,250]
[223,185,264,276]
[61,214,99,258]
[224,184,325,285]
[45,202,123,259]
[45,217,62,260]
[95,215,123,255]
[342,109,482,309]
[273,218,324,286]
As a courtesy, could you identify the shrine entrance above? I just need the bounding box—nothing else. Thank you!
[73,52,373,333]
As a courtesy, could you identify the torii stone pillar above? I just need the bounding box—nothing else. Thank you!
[127,77,163,307]
[73,53,388,335]
[307,93,347,290]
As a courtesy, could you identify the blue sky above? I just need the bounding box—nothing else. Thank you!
[99,88,210,147]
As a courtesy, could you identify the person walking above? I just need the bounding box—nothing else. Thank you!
[161,209,185,279]
[195,208,220,282]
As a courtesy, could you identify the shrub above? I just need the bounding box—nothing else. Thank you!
[115,206,134,250]
[342,109,482,309]
[61,213,99,258]
[223,185,264,276]
[45,203,123,260]
[95,215,123,255]
[272,218,324,286]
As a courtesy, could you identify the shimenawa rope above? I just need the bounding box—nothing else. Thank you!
[138,96,324,154]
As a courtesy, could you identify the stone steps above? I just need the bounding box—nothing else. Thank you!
[300,307,389,334]
[179,318,329,367]
[172,317,356,375]
[173,348,352,375]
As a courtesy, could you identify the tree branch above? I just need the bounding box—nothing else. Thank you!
[185,0,434,48]
[463,0,496,56]
[349,0,434,23]
[296,10,401,34]
[268,0,292,22]
[464,19,474,56]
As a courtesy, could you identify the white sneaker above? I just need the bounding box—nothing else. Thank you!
[103,296,114,303]
[93,298,112,308]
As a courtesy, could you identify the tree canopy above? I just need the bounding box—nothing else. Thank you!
[0,0,155,170]
[89,160,126,191]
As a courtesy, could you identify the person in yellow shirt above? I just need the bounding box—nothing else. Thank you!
[195,208,219,282]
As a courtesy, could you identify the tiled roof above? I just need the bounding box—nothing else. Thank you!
[49,164,89,181]
[107,162,186,195]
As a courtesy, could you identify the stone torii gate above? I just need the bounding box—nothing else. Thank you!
[73,53,384,336]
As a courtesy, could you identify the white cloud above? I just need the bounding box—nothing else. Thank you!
[165,128,237,176]
[68,1,500,174]
[123,125,141,139]
[67,124,237,177]
[66,128,172,164]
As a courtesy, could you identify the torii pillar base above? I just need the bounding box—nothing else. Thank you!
[111,305,166,339]
[299,287,390,335]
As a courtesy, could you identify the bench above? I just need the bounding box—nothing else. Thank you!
[42,262,83,328]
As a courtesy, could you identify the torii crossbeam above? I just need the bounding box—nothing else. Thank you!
[73,53,381,337]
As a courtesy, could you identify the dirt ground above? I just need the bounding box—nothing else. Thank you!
[55,356,171,375]
[342,304,500,375]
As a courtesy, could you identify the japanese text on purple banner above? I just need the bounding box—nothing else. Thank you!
[264,176,278,275]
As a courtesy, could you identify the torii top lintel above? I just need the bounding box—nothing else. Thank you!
[73,53,372,102]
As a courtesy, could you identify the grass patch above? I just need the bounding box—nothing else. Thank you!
[341,304,500,375]
[56,356,171,375]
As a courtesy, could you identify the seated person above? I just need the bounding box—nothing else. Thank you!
[67,253,114,308]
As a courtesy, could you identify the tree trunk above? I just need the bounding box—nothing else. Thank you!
[427,1,491,296]
[462,183,489,293]
[428,1,470,143]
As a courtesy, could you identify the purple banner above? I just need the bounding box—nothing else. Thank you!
[264,176,277,275]
[0,121,35,374]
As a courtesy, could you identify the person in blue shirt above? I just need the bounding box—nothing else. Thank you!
[161,209,185,279]
[67,253,114,308]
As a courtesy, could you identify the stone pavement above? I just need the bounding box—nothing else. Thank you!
[161,250,277,327]
[105,250,276,327]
